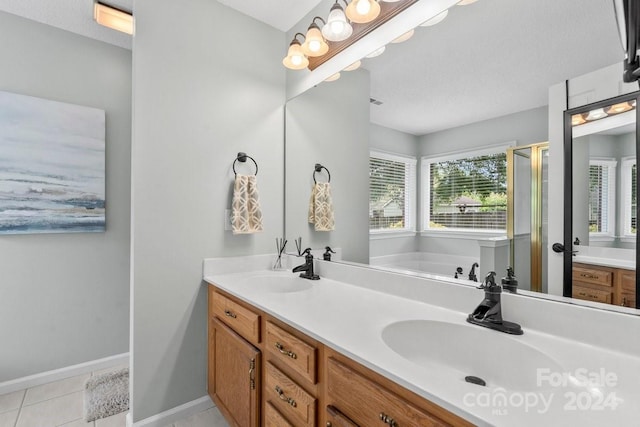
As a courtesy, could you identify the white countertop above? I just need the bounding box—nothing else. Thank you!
[573,255,636,270]
[203,256,640,427]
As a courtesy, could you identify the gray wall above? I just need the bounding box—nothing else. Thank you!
[417,106,549,257]
[0,12,131,382]
[369,123,419,258]
[285,70,370,263]
[131,0,285,421]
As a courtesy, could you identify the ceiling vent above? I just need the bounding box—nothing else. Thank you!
[370,97,384,106]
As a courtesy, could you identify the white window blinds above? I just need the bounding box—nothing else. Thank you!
[588,160,616,235]
[369,151,416,231]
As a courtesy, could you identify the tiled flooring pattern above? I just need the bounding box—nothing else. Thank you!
[0,367,229,427]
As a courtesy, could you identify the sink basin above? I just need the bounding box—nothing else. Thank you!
[243,273,313,293]
[381,320,562,391]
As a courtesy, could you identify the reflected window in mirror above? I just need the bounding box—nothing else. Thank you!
[422,145,509,233]
[622,158,637,239]
[369,151,417,234]
[588,159,616,241]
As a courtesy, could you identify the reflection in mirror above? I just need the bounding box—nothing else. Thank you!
[285,0,640,313]
[566,94,638,308]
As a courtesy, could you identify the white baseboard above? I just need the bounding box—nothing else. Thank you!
[131,395,213,427]
[0,352,129,395]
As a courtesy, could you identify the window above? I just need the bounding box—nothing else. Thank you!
[588,159,616,237]
[622,157,637,237]
[423,147,507,232]
[369,151,416,232]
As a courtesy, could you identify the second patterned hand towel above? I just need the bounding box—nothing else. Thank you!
[308,182,335,231]
[231,174,263,234]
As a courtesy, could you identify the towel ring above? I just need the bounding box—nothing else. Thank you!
[233,152,258,176]
[313,163,331,183]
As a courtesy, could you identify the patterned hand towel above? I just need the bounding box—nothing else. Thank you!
[232,174,263,234]
[308,182,335,231]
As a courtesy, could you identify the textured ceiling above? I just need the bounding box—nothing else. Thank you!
[0,0,133,49]
[0,0,627,136]
[365,0,625,135]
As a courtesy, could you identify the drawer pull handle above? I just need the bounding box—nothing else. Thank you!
[275,385,297,407]
[379,413,397,426]
[622,297,627,307]
[275,342,297,359]
[580,273,598,279]
[224,310,237,319]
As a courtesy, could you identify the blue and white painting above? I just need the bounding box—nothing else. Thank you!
[0,91,105,234]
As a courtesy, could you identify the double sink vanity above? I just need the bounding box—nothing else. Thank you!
[204,254,640,427]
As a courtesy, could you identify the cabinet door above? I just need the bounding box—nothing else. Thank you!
[210,317,260,427]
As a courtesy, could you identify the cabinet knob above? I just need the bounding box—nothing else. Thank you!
[274,342,297,359]
[224,310,237,319]
[379,413,398,427]
[275,385,297,407]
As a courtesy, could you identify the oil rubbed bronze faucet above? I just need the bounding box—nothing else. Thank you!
[292,248,320,280]
[467,271,523,335]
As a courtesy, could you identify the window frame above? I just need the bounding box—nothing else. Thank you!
[621,156,637,241]
[369,150,417,236]
[587,158,617,241]
[421,143,512,235]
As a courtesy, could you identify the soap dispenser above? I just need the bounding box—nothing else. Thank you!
[501,267,518,294]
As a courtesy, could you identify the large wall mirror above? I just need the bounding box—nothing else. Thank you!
[563,92,640,308]
[285,0,640,314]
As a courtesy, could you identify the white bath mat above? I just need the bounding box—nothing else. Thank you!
[84,367,129,421]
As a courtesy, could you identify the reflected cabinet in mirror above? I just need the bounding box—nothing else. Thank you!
[285,0,640,314]
[563,92,639,308]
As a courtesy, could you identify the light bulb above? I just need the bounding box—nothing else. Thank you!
[356,0,371,15]
[309,40,321,52]
[292,55,302,66]
[331,20,345,33]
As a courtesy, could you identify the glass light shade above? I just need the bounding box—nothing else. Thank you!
[322,4,353,42]
[344,60,362,71]
[302,25,329,57]
[606,102,634,114]
[365,45,386,58]
[571,114,586,126]
[325,73,341,82]
[94,2,133,34]
[283,42,309,70]
[585,108,608,121]
[391,29,415,43]
[457,0,478,4]
[380,0,401,2]
[346,0,381,24]
[421,9,449,27]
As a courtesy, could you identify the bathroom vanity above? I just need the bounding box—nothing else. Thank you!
[572,262,636,307]
[204,255,640,427]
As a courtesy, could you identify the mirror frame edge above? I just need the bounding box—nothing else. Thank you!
[562,90,640,309]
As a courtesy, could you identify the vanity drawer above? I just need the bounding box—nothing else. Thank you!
[326,358,446,427]
[266,321,317,384]
[572,264,613,287]
[620,270,636,292]
[572,285,612,304]
[212,291,260,344]
[620,291,636,308]
[265,402,294,427]
[265,362,316,427]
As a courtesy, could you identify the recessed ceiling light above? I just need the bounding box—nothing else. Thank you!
[94,2,133,35]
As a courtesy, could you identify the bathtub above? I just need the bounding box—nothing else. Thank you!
[369,252,480,282]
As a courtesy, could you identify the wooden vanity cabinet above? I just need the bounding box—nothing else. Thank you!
[572,263,636,307]
[208,284,472,427]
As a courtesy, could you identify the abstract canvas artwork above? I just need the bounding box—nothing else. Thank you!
[0,91,106,234]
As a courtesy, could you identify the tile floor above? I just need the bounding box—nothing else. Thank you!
[0,367,229,427]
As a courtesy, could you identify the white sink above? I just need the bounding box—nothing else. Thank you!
[381,320,563,391]
[243,273,314,293]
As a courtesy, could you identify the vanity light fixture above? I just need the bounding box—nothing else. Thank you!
[343,60,362,71]
[94,1,133,34]
[391,28,415,43]
[606,101,634,114]
[322,1,354,42]
[421,9,449,26]
[571,114,586,126]
[457,0,479,5]
[325,73,341,82]
[302,17,330,57]
[283,33,309,70]
[365,45,386,58]
[584,108,608,121]
[346,0,381,24]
